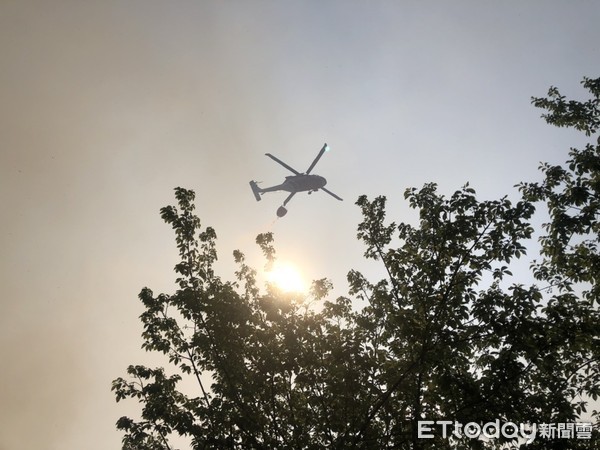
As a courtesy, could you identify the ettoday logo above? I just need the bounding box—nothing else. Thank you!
[418,420,593,443]
[418,420,536,444]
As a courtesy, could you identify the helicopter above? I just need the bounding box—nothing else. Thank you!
[249,143,343,217]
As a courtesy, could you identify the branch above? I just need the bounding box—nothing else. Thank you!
[136,376,174,450]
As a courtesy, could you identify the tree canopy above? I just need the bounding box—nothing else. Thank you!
[113,78,599,449]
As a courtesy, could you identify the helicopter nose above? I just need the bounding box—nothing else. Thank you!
[317,175,327,187]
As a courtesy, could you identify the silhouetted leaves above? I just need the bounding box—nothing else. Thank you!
[114,79,600,449]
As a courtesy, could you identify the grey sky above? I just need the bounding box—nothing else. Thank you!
[1,1,599,449]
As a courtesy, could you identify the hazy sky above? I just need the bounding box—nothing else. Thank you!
[1,1,599,449]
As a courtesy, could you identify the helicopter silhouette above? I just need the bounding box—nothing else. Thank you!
[249,143,343,217]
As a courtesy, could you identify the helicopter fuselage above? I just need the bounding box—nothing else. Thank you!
[261,174,327,194]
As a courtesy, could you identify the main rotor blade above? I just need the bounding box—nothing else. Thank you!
[265,153,300,175]
[305,143,328,174]
[321,187,343,201]
[283,192,296,206]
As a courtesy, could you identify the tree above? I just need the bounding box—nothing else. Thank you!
[113,79,599,449]
[522,76,600,299]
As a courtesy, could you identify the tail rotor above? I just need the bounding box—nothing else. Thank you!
[249,180,262,201]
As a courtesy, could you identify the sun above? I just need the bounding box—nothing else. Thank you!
[266,262,306,293]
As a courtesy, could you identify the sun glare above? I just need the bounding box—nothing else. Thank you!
[266,262,306,293]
